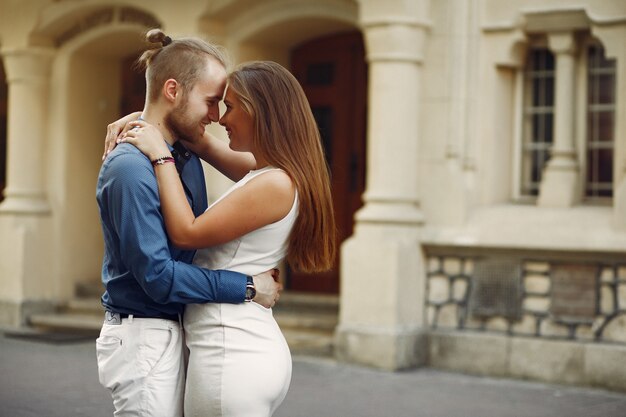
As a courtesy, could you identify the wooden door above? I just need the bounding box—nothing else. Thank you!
[0,62,7,203]
[289,32,367,293]
[120,54,146,116]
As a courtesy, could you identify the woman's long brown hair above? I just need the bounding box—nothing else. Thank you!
[228,61,336,273]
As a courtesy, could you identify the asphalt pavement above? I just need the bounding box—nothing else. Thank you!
[1,329,626,417]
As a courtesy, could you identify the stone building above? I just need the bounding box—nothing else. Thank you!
[1,0,625,390]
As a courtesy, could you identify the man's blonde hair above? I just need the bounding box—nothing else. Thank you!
[136,29,229,102]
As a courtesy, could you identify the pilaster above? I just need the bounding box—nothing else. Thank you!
[0,47,54,214]
[336,0,430,370]
[0,47,55,327]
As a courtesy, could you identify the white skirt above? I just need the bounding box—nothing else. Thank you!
[183,302,292,417]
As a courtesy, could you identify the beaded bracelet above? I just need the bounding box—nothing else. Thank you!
[151,156,175,166]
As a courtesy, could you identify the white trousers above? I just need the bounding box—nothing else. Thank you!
[96,317,185,417]
[184,302,292,417]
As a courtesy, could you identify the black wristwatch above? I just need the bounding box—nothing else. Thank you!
[245,276,256,302]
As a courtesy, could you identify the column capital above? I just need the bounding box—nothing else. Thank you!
[1,47,55,84]
[547,32,577,55]
[362,22,428,64]
[358,0,431,63]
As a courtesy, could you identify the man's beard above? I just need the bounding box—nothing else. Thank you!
[165,98,202,144]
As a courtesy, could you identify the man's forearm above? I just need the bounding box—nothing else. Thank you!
[141,262,247,305]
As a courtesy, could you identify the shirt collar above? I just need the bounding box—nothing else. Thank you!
[169,140,191,174]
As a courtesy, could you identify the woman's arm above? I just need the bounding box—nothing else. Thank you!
[186,131,256,182]
[157,166,294,249]
[121,121,295,249]
[105,113,255,181]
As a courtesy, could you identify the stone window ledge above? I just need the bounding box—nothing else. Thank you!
[421,204,626,254]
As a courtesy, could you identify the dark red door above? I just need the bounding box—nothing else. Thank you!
[0,62,8,203]
[289,32,367,293]
[120,54,146,116]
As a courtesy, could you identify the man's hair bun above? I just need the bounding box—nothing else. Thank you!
[146,28,172,47]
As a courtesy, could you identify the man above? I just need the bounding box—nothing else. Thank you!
[96,30,280,417]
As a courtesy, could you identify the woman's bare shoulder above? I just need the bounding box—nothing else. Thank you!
[244,169,295,204]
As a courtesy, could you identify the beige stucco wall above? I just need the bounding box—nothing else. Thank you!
[0,0,625,387]
[419,0,626,249]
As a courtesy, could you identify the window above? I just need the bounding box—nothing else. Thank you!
[521,48,554,196]
[519,42,616,200]
[586,45,615,198]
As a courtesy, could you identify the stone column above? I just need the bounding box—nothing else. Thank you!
[0,47,55,326]
[537,32,579,207]
[335,0,429,370]
[0,47,54,214]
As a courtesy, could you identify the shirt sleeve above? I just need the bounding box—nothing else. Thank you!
[103,151,246,304]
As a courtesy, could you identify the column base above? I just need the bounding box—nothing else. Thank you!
[0,212,56,322]
[337,219,426,370]
[537,164,579,207]
[0,299,56,327]
[335,324,428,370]
[0,195,50,214]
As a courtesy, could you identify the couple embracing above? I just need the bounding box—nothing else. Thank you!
[96,29,335,417]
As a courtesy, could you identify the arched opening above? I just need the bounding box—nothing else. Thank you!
[54,29,148,288]
[0,60,7,203]
[30,4,160,292]
[289,31,367,293]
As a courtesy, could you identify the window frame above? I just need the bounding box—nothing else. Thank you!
[580,38,616,203]
[513,35,616,204]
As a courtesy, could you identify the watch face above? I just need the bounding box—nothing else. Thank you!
[246,286,256,300]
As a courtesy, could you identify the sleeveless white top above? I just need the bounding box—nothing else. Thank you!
[193,166,298,276]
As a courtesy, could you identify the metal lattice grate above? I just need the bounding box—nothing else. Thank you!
[469,258,522,320]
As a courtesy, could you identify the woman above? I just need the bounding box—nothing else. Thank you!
[120,61,335,417]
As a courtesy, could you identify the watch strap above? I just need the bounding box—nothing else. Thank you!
[245,276,256,302]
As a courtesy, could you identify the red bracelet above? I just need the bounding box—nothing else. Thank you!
[151,156,175,166]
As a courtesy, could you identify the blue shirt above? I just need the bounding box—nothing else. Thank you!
[96,142,246,317]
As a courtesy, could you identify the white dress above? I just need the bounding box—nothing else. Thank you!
[184,167,297,417]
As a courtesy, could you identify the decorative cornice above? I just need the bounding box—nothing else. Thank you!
[524,9,590,33]
[482,8,626,34]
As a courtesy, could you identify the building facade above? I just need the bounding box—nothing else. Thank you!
[1,0,625,390]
